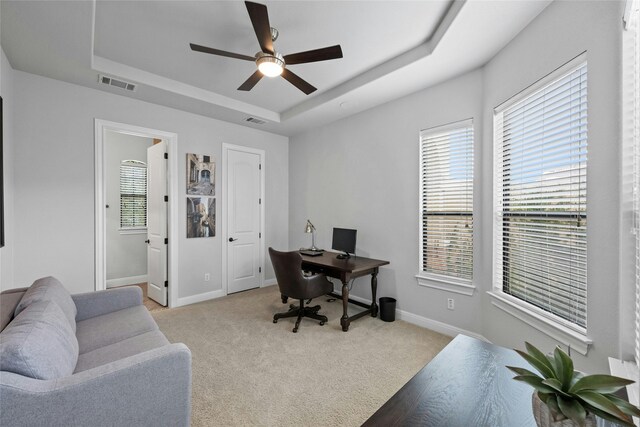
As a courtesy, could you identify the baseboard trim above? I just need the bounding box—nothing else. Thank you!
[263,278,277,287]
[342,292,489,342]
[106,275,148,288]
[176,289,225,307]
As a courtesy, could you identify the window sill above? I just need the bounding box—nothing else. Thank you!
[488,291,592,356]
[415,273,476,296]
[119,228,147,235]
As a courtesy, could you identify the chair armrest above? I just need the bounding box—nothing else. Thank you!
[0,343,192,427]
[72,287,143,321]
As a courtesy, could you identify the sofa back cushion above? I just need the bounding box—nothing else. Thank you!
[0,300,79,379]
[14,276,77,333]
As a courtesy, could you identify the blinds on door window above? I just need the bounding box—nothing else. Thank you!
[420,119,474,281]
[120,161,147,228]
[494,57,588,330]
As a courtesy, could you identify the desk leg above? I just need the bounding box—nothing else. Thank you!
[340,281,350,332]
[371,268,379,317]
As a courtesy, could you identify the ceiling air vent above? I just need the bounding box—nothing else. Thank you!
[99,75,137,92]
[245,117,267,125]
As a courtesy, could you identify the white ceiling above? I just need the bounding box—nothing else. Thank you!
[1,0,551,137]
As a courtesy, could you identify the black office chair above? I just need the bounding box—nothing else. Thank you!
[268,247,333,333]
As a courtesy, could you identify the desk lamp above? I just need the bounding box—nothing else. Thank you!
[304,220,320,251]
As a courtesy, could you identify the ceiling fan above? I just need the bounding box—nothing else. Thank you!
[190,1,343,95]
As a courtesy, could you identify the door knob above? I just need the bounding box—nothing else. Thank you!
[229,237,238,242]
[145,239,150,244]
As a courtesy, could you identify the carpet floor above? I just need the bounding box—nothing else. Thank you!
[152,286,451,427]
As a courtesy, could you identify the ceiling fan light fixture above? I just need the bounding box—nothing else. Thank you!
[256,52,285,77]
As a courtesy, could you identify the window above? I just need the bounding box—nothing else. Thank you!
[493,56,588,332]
[419,119,474,283]
[624,0,640,372]
[120,160,147,229]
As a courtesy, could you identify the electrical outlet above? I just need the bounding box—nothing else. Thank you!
[204,273,210,281]
[447,298,455,310]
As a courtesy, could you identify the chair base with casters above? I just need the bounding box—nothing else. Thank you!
[273,299,328,333]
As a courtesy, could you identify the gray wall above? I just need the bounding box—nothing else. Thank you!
[0,50,15,289]
[6,70,289,299]
[289,0,625,373]
[104,130,152,285]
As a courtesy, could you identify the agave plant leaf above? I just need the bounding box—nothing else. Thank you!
[570,370,585,389]
[506,366,542,378]
[554,347,574,390]
[575,390,629,421]
[524,342,557,377]
[545,397,563,420]
[541,378,572,398]
[584,405,636,427]
[513,375,556,394]
[537,392,554,405]
[557,396,586,425]
[515,349,557,379]
[570,374,634,394]
[604,394,640,417]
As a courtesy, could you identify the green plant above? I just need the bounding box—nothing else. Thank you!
[506,342,640,426]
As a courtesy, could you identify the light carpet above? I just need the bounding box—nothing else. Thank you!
[152,285,451,427]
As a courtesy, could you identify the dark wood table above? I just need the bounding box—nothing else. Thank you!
[362,335,537,426]
[300,251,389,332]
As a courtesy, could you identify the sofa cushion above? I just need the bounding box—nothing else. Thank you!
[14,277,77,333]
[74,330,169,373]
[75,305,158,354]
[0,300,79,380]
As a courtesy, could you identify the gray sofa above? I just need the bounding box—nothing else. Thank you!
[0,277,192,427]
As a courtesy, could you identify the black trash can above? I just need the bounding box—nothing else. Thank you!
[379,297,396,322]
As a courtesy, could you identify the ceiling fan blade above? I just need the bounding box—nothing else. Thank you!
[238,70,264,91]
[245,1,273,54]
[281,68,316,95]
[283,45,343,65]
[190,43,255,61]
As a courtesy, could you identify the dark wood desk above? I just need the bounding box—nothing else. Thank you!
[300,251,389,332]
[362,335,537,426]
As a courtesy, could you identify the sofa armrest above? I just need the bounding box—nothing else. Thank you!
[72,287,143,321]
[0,343,191,427]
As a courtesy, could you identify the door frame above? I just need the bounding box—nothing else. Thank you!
[94,119,179,308]
[222,143,265,295]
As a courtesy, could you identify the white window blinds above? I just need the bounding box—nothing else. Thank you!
[494,57,588,330]
[120,161,147,228]
[627,0,640,368]
[420,120,474,281]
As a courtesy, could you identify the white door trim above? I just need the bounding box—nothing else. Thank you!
[94,119,179,308]
[222,143,265,295]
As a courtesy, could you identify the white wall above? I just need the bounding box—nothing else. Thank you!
[104,130,151,285]
[289,0,625,372]
[290,69,485,335]
[8,71,288,299]
[0,49,15,289]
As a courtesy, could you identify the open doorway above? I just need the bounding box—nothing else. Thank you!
[95,120,178,308]
[103,131,162,308]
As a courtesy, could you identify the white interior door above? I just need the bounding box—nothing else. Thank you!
[147,141,168,305]
[227,148,262,294]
